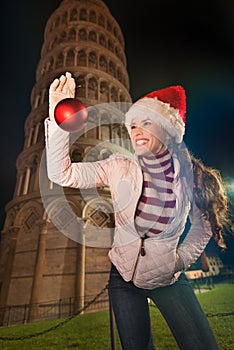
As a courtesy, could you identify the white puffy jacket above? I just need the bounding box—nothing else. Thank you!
[44,119,212,289]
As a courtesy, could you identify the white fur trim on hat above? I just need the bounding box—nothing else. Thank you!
[125,97,185,143]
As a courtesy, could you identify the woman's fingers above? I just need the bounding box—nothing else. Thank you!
[65,72,75,97]
[58,74,67,92]
[49,72,75,95]
[48,72,76,120]
[49,78,60,93]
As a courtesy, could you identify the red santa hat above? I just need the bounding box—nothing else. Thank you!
[125,85,186,143]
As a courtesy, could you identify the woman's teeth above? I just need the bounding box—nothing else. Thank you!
[136,139,147,145]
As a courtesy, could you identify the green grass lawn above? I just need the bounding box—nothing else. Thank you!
[0,284,233,349]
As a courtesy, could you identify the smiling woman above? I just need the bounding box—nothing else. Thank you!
[129,118,168,156]
[1,0,233,346]
[45,74,228,349]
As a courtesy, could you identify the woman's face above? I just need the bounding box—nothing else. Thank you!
[130,116,168,156]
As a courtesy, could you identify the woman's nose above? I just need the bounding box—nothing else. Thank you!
[132,127,143,135]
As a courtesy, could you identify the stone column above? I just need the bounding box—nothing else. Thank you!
[23,167,30,195]
[0,226,20,325]
[15,174,23,196]
[33,162,40,192]
[74,224,85,315]
[32,123,40,144]
[26,127,33,148]
[28,220,47,322]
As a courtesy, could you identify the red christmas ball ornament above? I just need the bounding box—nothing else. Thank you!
[54,98,88,132]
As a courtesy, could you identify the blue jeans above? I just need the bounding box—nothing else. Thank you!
[108,264,219,350]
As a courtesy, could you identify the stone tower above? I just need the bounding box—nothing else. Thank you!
[0,0,131,324]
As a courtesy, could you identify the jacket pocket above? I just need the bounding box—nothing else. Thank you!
[108,239,141,282]
[133,236,179,289]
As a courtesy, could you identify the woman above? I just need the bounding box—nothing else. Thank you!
[45,72,228,349]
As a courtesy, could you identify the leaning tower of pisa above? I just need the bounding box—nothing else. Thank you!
[0,0,131,324]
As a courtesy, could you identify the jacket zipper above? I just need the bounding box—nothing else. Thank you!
[130,161,145,282]
[131,236,146,281]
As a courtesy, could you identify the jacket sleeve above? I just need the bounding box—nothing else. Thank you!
[175,201,213,272]
[44,118,109,188]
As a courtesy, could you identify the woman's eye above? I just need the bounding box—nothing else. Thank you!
[130,125,136,129]
[144,121,151,126]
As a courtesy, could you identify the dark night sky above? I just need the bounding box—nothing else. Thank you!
[1,0,234,231]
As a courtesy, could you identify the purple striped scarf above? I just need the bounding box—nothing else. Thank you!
[135,149,176,236]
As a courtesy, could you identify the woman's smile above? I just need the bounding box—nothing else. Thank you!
[130,117,167,155]
[135,138,149,146]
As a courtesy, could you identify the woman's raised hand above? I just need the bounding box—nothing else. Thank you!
[49,72,76,121]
